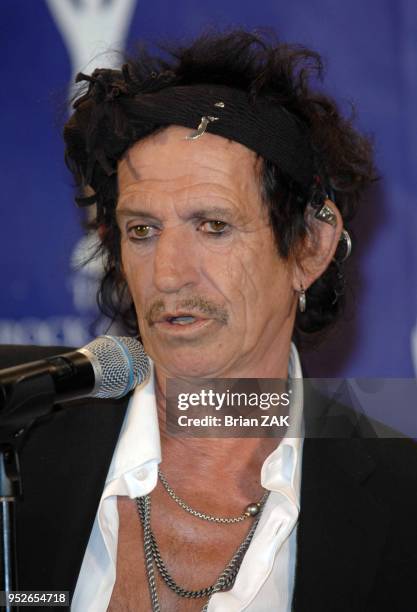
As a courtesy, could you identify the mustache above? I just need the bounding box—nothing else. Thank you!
[145,297,229,325]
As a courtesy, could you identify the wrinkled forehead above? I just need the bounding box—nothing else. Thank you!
[117,125,263,201]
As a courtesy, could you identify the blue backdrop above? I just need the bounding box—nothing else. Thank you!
[1,0,416,378]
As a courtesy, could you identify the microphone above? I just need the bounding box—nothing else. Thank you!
[0,335,150,407]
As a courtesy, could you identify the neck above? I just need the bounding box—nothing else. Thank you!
[154,344,293,504]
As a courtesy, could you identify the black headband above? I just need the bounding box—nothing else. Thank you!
[71,72,325,210]
[123,84,316,190]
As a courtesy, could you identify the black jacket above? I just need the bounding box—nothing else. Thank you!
[1,345,417,612]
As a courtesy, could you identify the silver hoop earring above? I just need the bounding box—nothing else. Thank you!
[298,285,306,313]
[339,229,352,262]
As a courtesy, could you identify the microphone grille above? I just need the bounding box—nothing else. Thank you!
[81,335,150,399]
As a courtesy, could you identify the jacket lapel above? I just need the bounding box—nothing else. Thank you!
[16,395,130,596]
[292,387,390,611]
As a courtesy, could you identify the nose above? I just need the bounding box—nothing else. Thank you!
[153,227,200,293]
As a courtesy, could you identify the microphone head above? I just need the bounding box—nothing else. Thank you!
[79,335,150,399]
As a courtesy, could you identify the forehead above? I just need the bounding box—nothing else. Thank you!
[117,125,262,204]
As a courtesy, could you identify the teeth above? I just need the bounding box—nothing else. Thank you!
[170,316,196,325]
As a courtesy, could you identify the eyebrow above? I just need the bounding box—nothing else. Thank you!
[188,206,234,221]
[116,207,161,224]
[116,205,236,223]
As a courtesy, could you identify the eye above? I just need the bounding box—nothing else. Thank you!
[199,220,229,235]
[128,224,158,240]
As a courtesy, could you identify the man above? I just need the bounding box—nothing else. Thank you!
[3,30,417,611]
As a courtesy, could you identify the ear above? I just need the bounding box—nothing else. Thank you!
[292,199,343,291]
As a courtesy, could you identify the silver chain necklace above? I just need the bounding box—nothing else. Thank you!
[135,490,270,611]
[158,468,269,524]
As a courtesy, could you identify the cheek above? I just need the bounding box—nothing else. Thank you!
[120,243,149,304]
[211,240,293,323]
[202,245,265,319]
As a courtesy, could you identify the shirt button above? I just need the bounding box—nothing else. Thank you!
[135,468,149,481]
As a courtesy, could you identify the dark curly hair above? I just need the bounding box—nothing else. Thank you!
[63,29,375,336]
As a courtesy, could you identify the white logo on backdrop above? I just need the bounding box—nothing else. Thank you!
[46,0,137,342]
[0,1,137,346]
[45,0,137,80]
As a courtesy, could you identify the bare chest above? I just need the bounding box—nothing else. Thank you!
[107,495,252,612]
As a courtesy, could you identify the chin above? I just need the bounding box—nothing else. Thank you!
[154,350,225,379]
[143,330,230,377]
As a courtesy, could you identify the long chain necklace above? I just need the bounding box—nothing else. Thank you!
[136,488,270,611]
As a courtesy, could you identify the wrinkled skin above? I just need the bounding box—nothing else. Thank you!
[117,126,301,381]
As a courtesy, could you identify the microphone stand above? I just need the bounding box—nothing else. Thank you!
[0,371,56,610]
[0,448,20,612]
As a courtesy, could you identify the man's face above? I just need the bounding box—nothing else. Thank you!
[117,126,298,378]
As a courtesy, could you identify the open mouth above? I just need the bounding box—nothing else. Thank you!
[167,315,198,325]
[152,313,211,332]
